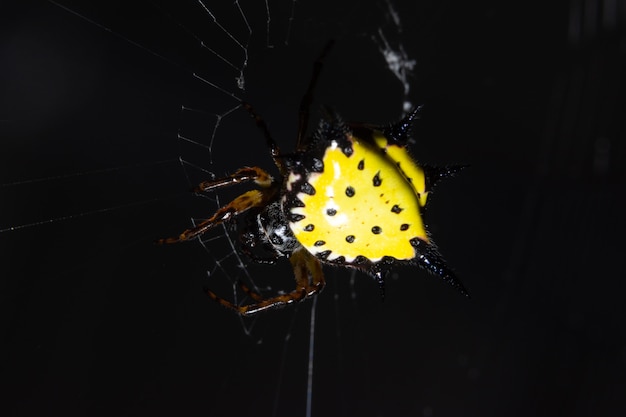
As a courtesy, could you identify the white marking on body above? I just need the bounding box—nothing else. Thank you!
[332,161,341,180]
[291,207,305,217]
[286,172,301,191]
[326,213,347,228]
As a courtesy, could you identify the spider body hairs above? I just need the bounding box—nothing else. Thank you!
[157,41,468,315]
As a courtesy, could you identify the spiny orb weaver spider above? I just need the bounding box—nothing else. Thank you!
[157,41,468,315]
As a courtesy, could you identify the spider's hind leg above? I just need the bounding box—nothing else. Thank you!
[206,247,326,316]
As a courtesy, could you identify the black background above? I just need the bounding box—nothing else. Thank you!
[2,1,625,416]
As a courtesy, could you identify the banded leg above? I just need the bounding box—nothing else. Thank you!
[238,281,265,302]
[156,189,269,244]
[207,248,326,316]
[193,166,274,193]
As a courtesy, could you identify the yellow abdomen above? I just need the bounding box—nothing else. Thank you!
[289,132,428,263]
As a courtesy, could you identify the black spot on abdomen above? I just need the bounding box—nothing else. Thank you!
[372,171,382,187]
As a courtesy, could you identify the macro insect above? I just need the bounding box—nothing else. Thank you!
[157,42,468,315]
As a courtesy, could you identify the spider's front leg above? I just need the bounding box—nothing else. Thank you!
[193,166,273,193]
[156,166,277,245]
[207,248,326,315]
[156,192,277,245]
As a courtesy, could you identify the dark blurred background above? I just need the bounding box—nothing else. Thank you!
[2,1,625,416]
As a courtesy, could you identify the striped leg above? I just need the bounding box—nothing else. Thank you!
[193,166,274,192]
[156,189,269,244]
[207,248,326,316]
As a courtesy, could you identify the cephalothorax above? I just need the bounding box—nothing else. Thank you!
[157,42,467,315]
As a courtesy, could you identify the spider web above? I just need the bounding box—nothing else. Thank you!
[1,1,463,416]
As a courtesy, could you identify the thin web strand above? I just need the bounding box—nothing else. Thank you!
[48,1,184,70]
[264,0,273,48]
[196,0,251,90]
[0,194,183,234]
[285,0,298,46]
[0,159,176,189]
[150,2,241,72]
[305,295,318,417]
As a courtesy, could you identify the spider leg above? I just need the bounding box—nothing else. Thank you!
[240,102,285,174]
[237,281,265,302]
[206,247,326,316]
[193,166,274,193]
[239,41,334,173]
[296,40,334,150]
[238,244,280,265]
[156,189,271,244]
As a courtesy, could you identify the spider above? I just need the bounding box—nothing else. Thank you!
[157,41,468,315]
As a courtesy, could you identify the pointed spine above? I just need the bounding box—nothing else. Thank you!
[382,105,423,146]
